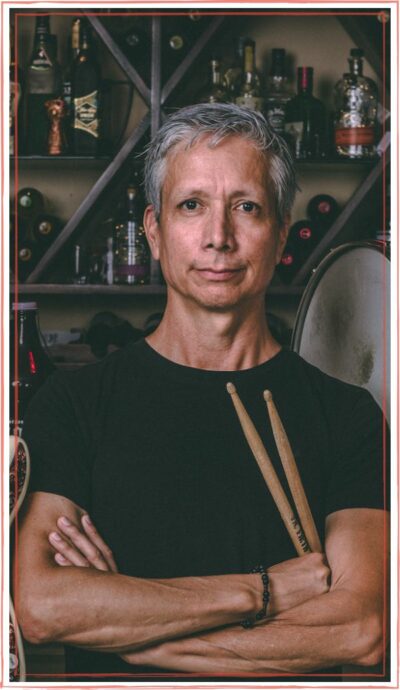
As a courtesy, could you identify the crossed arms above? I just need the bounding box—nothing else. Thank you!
[15,490,388,674]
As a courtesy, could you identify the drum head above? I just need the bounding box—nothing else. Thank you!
[292,242,390,419]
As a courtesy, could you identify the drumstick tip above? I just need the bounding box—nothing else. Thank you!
[263,390,273,402]
[226,382,236,395]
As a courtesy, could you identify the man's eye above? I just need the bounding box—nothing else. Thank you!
[181,199,198,211]
[239,201,258,213]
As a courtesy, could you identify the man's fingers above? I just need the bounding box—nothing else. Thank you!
[56,517,110,572]
[81,514,118,573]
[54,552,73,566]
[49,531,90,568]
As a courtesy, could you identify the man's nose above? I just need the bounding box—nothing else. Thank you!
[203,206,236,251]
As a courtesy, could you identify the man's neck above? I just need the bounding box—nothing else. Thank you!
[146,300,281,371]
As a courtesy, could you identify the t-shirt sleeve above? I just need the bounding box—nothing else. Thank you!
[325,387,389,516]
[23,370,93,511]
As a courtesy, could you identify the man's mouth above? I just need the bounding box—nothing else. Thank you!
[195,267,245,281]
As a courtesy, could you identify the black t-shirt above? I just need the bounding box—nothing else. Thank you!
[23,340,388,682]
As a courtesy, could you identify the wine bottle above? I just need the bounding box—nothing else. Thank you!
[17,187,45,221]
[276,241,300,284]
[306,194,339,228]
[26,15,61,155]
[197,57,228,104]
[9,22,23,155]
[264,48,293,135]
[235,38,263,111]
[32,214,61,248]
[285,67,326,159]
[62,17,81,153]
[72,20,101,155]
[114,183,149,285]
[288,218,320,255]
[334,48,378,159]
[10,302,54,436]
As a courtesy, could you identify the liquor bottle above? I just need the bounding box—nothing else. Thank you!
[264,48,293,135]
[306,194,339,228]
[26,15,61,155]
[288,218,320,255]
[224,36,246,102]
[276,241,300,284]
[17,187,45,221]
[9,23,23,155]
[197,57,228,104]
[62,17,81,153]
[32,214,61,249]
[10,302,54,436]
[235,38,263,111]
[114,183,149,285]
[285,67,326,159]
[72,20,101,155]
[334,48,378,159]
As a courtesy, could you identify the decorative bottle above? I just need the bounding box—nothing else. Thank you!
[114,183,150,285]
[334,48,378,159]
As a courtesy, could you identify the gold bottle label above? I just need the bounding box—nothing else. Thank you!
[74,90,99,138]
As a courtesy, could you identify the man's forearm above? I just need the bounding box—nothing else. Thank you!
[123,587,384,673]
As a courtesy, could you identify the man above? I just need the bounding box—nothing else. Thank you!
[17,104,388,682]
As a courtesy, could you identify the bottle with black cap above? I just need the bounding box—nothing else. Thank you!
[10,302,54,436]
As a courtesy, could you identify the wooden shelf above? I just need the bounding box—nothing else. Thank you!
[10,283,303,297]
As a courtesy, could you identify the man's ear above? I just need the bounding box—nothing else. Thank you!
[144,205,161,261]
[275,215,291,265]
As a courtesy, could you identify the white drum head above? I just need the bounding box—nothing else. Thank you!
[292,242,390,420]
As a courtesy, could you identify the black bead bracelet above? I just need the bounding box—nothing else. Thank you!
[241,565,270,629]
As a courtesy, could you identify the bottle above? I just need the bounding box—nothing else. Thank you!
[9,22,23,155]
[285,67,326,159]
[72,20,101,155]
[288,219,320,255]
[119,19,150,81]
[224,37,246,102]
[114,183,149,285]
[276,241,300,284]
[235,38,263,111]
[15,240,40,283]
[197,57,228,104]
[26,15,61,155]
[10,302,54,436]
[264,48,293,135]
[32,214,61,249]
[306,194,339,228]
[17,187,45,221]
[62,17,81,153]
[10,215,30,281]
[334,48,378,159]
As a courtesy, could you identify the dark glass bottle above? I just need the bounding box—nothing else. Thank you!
[10,22,23,155]
[72,21,101,155]
[288,218,320,255]
[17,187,44,221]
[276,241,300,284]
[264,48,293,135]
[32,214,61,248]
[306,194,339,228]
[62,17,81,153]
[114,183,149,285]
[285,67,326,159]
[26,15,61,155]
[198,57,228,104]
[10,302,54,436]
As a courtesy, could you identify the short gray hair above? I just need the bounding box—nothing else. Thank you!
[143,103,297,227]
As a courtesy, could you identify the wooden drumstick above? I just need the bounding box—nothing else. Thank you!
[263,390,322,554]
[226,383,310,556]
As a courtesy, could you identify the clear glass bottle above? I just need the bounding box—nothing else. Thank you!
[334,48,378,159]
[264,48,293,135]
[224,36,246,102]
[10,302,54,436]
[285,67,326,159]
[114,183,150,285]
[198,57,228,104]
[235,38,263,111]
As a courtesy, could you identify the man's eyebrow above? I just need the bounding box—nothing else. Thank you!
[173,188,267,199]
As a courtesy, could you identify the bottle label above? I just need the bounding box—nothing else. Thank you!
[266,105,285,132]
[335,126,374,146]
[74,90,99,138]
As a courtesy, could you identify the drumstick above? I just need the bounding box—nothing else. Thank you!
[263,390,322,554]
[226,383,310,556]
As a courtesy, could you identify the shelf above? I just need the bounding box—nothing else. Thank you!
[10,283,304,297]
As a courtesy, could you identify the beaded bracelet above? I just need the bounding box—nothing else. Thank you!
[241,565,270,629]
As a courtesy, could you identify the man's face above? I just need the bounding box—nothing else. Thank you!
[145,135,289,311]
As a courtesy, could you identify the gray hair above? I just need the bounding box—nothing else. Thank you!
[143,103,297,227]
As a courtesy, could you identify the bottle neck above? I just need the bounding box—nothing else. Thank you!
[297,67,313,95]
[12,309,43,350]
[349,57,363,76]
[126,188,140,221]
[243,43,255,75]
[210,60,222,85]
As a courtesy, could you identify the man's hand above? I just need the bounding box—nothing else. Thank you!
[48,513,118,572]
[49,515,330,616]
